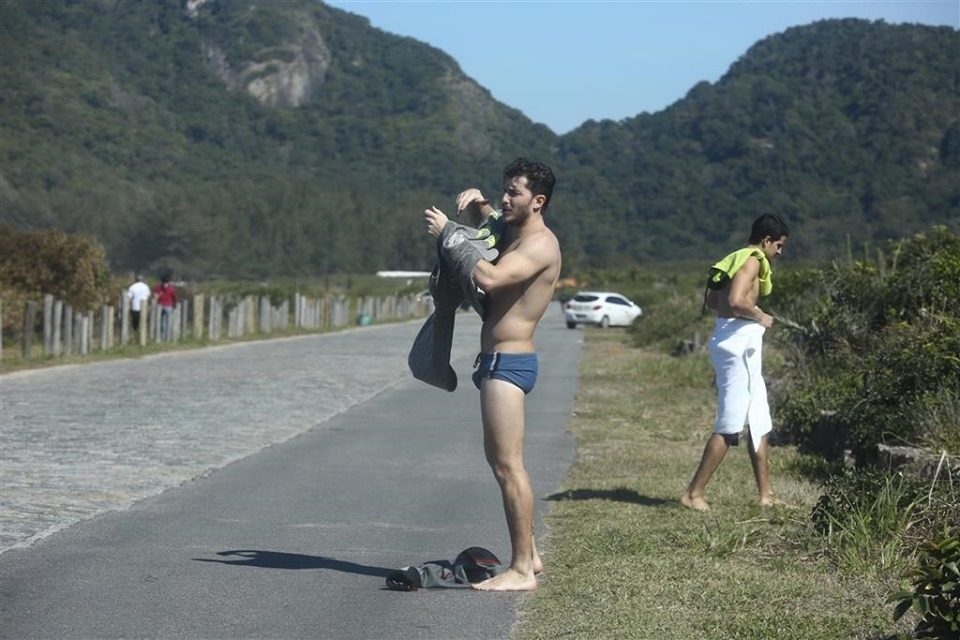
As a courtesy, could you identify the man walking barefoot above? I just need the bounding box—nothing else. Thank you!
[681,214,789,512]
[423,158,561,591]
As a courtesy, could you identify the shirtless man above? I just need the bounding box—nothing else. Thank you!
[681,214,789,512]
[423,158,561,591]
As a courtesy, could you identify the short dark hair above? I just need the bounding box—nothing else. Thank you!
[749,214,790,244]
[503,157,556,213]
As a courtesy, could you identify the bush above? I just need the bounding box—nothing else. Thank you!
[0,225,112,338]
[627,290,713,351]
[772,226,960,460]
[889,530,960,639]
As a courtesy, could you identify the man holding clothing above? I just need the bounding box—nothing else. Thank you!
[423,158,561,591]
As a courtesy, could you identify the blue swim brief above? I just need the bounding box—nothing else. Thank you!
[472,352,539,395]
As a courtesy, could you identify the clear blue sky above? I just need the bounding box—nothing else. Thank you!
[324,0,958,134]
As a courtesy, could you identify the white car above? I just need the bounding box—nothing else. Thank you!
[563,291,642,329]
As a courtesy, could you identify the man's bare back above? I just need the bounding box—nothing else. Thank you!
[709,256,774,328]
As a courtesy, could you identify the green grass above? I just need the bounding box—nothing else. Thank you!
[513,328,917,640]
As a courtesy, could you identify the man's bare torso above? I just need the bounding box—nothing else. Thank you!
[481,227,561,353]
[714,277,760,319]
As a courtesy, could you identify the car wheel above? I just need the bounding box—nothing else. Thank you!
[566,321,576,329]
[600,316,610,329]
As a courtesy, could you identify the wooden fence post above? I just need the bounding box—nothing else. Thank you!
[217,296,223,340]
[193,293,204,340]
[63,304,73,355]
[120,293,130,346]
[42,294,54,356]
[52,299,63,356]
[171,303,182,342]
[79,312,89,355]
[139,298,149,347]
[259,296,270,333]
[99,305,110,351]
[245,296,255,335]
[207,296,217,341]
[228,301,238,338]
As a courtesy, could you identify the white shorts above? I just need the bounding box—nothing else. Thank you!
[709,318,772,451]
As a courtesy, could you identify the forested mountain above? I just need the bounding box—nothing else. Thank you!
[556,19,959,264]
[1,0,957,278]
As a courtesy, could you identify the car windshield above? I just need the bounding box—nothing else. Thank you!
[573,295,600,302]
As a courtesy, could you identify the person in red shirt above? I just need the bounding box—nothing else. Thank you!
[153,276,178,341]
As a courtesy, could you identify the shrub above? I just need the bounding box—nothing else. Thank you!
[818,314,960,460]
[0,225,112,338]
[889,530,960,639]
[771,226,960,459]
[627,290,712,351]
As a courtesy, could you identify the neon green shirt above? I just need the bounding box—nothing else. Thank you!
[707,247,773,296]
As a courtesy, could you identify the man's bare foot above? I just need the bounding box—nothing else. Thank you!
[472,568,537,592]
[681,493,710,511]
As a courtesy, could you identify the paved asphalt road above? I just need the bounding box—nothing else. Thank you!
[0,304,583,639]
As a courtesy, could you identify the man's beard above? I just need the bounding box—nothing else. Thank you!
[506,204,532,226]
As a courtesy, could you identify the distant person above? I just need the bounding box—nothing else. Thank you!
[126,275,151,332]
[423,158,561,591]
[681,214,790,511]
[153,276,178,341]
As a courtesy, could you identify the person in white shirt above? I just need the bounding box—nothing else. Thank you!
[126,275,152,332]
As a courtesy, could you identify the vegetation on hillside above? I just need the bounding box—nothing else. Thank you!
[0,0,551,279]
[557,19,959,265]
[1,1,956,279]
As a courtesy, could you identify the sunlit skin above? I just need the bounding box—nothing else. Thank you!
[681,234,787,512]
[423,174,560,591]
[710,236,787,328]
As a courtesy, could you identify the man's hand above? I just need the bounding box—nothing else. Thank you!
[757,309,774,329]
[423,206,449,238]
[457,189,490,224]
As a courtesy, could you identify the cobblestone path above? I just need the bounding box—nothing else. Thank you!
[0,318,480,552]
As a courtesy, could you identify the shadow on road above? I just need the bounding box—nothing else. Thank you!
[545,487,672,506]
[194,550,394,577]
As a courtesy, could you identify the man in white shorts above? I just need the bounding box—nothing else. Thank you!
[681,214,790,511]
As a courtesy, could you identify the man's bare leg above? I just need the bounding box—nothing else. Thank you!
[748,433,776,507]
[473,379,537,592]
[681,433,730,511]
